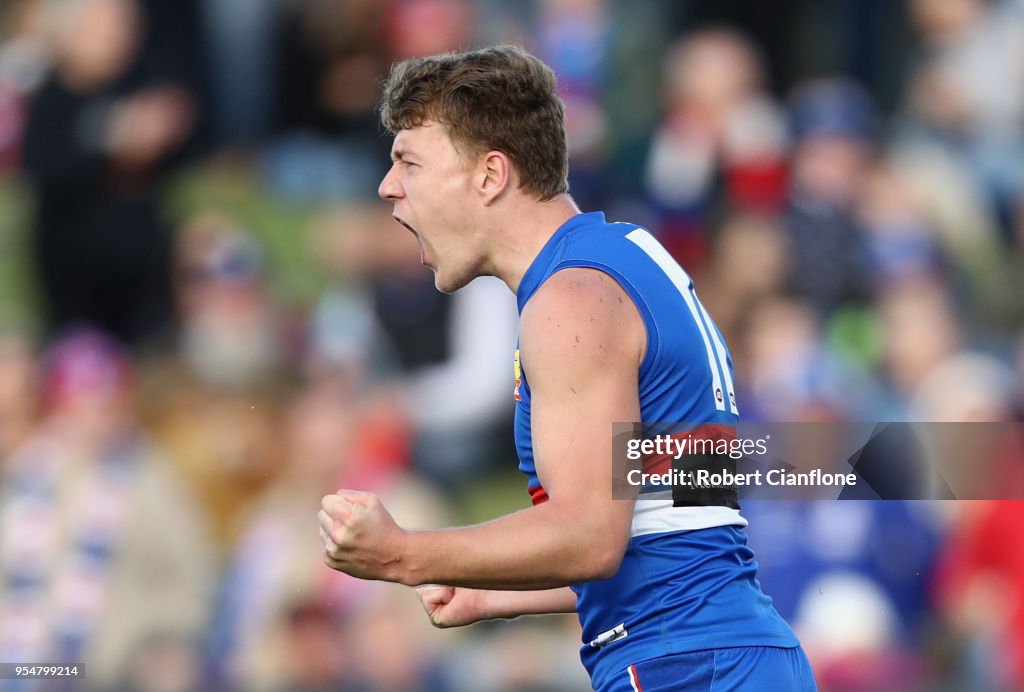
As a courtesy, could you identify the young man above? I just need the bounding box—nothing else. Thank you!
[318,45,817,691]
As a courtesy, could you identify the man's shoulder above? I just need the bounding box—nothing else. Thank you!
[521,267,630,323]
[518,267,645,372]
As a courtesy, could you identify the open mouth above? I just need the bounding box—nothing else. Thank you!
[393,216,416,236]
[393,216,429,266]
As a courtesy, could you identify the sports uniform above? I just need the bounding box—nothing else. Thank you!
[514,212,816,691]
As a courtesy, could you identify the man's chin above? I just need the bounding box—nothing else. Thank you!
[432,268,470,295]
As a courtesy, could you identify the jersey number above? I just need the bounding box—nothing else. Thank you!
[626,229,739,415]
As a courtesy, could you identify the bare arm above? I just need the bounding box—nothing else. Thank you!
[319,268,645,590]
[415,585,577,628]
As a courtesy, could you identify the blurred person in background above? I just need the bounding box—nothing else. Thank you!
[340,585,452,691]
[21,0,201,347]
[213,365,452,690]
[743,499,942,691]
[444,614,593,691]
[138,213,289,554]
[200,0,279,147]
[309,201,518,489]
[876,276,962,417]
[911,353,1024,690]
[910,354,1023,501]
[386,0,476,61]
[266,0,394,201]
[116,631,206,692]
[911,352,1018,423]
[0,329,215,688]
[903,0,1024,237]
[0,330,37,461]
[1016,328,1024,417]
[734,296,869,421]
[855,158,947,290]
[935,497,1024,690]
[270,600,352,692]
[146,379,285,556]
[645,27,788,268]
[0,0,48,172]
[886,125,1014,324]
[266,0,478,204]
[533,0,614,211]
[785,78,874,315]
[172,213,284,391]
[696,212,790,346]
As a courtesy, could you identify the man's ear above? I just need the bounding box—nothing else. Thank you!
[478,150,512,205]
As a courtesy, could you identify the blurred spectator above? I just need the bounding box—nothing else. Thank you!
[784,78,875,314]
[1016,328,1024,417]
[645,27,787,267]
[173,213,284,390]
[386,0,476,60]
[903,0,1024,234]
[266,0,397,202]
[309,202,518,488]
[735,296,868,421]
[885,140,1013,323]
[201,0,279,146]
[912,344,1024,686]
[147,378,285,555]
[272,600,353,692]
[340,586,451,691]
[211,370,449,689]
[856,158,946,289]
[444,616,593,691]
[744,500,942,690]
[0,330,36,460]
[877,277,962,414]
[698,212,790,345]
[534,0,613,210]
[935,500,1024,690]
[909,353,1023,502]
[0,329,215,687]
[144,212,290,551]
[911,352,1017,423]
[0,0,48,172]
[21,0,199,346]
[117,631,206,692]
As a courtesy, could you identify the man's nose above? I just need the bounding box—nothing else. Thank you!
[378,166,402,201]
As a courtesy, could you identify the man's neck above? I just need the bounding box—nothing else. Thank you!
[484,194,580,294]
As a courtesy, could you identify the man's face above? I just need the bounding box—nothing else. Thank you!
[378,122,483,293]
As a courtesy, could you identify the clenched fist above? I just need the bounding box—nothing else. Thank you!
[415,585,488,628]
[318,490,407,582]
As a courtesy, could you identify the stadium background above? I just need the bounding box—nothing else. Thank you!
[0,0,1023,689]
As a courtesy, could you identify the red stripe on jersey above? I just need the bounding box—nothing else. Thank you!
[529,485,549,505]
[640,423,738,475]
[627,663,643,691]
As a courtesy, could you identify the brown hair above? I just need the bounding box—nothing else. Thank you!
[379,44,569,201]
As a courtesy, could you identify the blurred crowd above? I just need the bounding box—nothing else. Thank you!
[0,0,1023,690]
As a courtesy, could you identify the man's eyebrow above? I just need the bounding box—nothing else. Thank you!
[391,149,417,161]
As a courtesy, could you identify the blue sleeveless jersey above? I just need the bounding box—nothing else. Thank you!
[513,212,799,690]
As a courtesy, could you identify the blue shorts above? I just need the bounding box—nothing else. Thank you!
[602,645,817,692]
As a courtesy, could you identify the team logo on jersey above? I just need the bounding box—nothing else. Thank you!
[513,349,522,401]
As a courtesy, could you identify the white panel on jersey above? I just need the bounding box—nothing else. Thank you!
[624,228,736,414]
[694,298,739,415]
[630,497,748,537]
